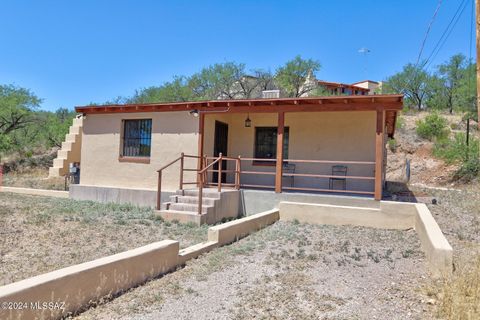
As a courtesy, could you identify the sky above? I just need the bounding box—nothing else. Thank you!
[0,0,475,111]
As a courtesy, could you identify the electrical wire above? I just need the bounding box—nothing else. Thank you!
[416,0,443,67]
[423,0,470,69]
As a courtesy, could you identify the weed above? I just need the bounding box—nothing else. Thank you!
[388,138,397,152]
[402,249,414,258]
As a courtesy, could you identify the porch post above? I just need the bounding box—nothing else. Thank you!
[275,112,285,193]
[197,112,205,185]
[374,109,385,200]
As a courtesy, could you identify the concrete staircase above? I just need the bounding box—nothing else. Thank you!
[48,116,83,177]
[156,188,241,225]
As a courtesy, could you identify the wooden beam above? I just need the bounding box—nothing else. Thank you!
[197,113,205,182]
[374,109,385,200]
[275,112,285,193]
[477,0,480,128]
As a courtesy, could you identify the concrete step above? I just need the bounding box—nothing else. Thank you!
[169,195,217,206]
[69,125,82,135]
[57,149,70,159]
[65,133,78,143]
[179,188,221,199]
[61,141,73,151]
[169,203,213,214]
[48,166,62,177]
[73,117,83,126]
[53,158,67,168]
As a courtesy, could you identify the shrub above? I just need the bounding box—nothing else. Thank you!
[450,122,459,130]
[395,115,405,129]
[434,132,479,181]
[433,133,479,164]
[416,113,449,141]
[453,157,480,182]
[387,138,397,152]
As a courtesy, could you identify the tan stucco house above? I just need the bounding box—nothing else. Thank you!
[60,95,402,223]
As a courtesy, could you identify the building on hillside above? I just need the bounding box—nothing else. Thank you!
[315,80,371,96]
[351,80,382,94]
[50,94,403,224]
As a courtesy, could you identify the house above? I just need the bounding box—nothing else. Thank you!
[315,80,371,96]
[51,94,402,224]
[351,80,382,94]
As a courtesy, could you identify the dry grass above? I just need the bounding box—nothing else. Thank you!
[0,192,208,285]
[435,254,480,320]
[2,168,65,190]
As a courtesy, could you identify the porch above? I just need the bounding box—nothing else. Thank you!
[156,95,403,218]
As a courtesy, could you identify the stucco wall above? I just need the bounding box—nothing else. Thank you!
[204,111,376,192]
[80,112,198,191]
[80,111,377,193]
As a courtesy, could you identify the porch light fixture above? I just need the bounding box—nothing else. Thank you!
[189,109,199,117]
[244,114,251,127]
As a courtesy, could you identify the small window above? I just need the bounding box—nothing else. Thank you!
[254,127,289,161]
[122,119,152,157]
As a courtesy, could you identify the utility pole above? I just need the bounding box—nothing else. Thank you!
[477,0,480,128]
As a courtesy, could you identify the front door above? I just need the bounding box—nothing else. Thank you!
[213,121,228,183]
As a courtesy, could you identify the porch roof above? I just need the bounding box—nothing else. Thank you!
[75,94,403,137]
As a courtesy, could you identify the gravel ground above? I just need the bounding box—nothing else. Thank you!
[76,221,430,320]
[0,193,208,285]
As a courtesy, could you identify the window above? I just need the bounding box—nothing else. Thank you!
[122,119,152,157]
[254,127,289,161]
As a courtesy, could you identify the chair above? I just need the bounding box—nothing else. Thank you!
[282,163,296,187]
[329,165,347,190]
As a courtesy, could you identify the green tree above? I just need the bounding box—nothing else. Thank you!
[0,84,41,135]
[383,63,433,110]
[434,54,469,113]
[129,76,193,103]
[188,62,246,100]
[275,56,321,97]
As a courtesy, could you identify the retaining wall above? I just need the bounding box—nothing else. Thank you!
[0,210,280,320]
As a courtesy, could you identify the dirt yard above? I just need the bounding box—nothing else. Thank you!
[0,192,208,286]
[76,221,430,320]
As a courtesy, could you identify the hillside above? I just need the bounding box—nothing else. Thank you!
[387,112,479,188]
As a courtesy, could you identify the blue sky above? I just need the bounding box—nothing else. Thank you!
[0,0,474,111]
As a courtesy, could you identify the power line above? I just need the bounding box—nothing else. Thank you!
[423,0,469,69]
[416,0,443,67]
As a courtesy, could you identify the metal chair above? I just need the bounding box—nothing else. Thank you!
[329,165,347,190]
[282,163,296,187]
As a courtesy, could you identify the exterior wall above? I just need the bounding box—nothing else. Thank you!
[354,81,381,94]
[204,111,376,193]
[80,112,198,191]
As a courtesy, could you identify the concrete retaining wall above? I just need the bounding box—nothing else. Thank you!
[279,201,414,230]
[69,184,173,207]
[0,240,179,320]
[240,189,379,216]
[0,209,279,320]
[277,200,452,276]
[0,187,69,198]
[415,204,453,277]
[208,209,280,245]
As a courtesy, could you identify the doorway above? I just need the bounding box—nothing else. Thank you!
[213,121,228,183]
